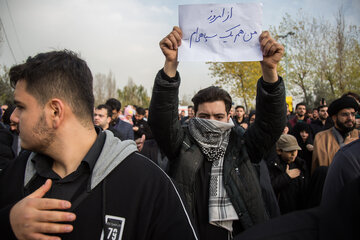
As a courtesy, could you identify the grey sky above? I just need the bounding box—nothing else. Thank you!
[0,0,359,102]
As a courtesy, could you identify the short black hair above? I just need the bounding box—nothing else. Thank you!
[295,102,306,109]
[317,105,327,112]
[9,50,94,124]
[96,104,112,118]
[105,98,121,112]
[136,107,145,115]
[235,105,245,111]
[192,86,232,114]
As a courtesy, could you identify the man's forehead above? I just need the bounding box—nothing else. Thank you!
[338,108,355,113]
[197,101,227,112]
[95,108,107,113]
[13,80,32,102]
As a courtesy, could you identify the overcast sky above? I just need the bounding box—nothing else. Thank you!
[0,0,359,102]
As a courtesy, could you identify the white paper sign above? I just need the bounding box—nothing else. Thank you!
[178,3,263,62]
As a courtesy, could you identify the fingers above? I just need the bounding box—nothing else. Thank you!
[260,31,284,57]
[160,26,182,50]
[38,210,76,223]
[10,197,75,240]
[32,222,74,234]
[28,179,52,199]
[33,198,72,211]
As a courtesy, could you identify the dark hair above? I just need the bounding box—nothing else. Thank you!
[292,122,313,144]
[188,105,194,109]
[136,107,145,115]
[235,105,245,111]
[2,104,15,126]
[249,109,256,120]
[105,98,121,112]
[96,104,112,118]
[9,50,94,124]
[192,86,232,114]
[295,102,306,109]
[317,105,327,112]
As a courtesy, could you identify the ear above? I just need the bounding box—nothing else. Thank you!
[227,113,231,122]
[331,115,337,124]
[47,98,65,129]
[276,149,282,155]
[107,116,112,124]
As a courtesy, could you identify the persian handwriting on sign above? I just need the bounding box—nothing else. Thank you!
[188,7,258,48]
[189,25,258,48]
[208,7,233,23]
[178,3,263,62]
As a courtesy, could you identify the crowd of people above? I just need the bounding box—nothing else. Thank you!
[0,26,359,240]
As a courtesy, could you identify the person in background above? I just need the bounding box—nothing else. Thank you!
[248,110,256,126]
[312,96,359,174]
[311,108,319,121]
[310,105,332,136]
[267,134,308,214]
[291,122,314,173]
[144,108,149,121]
[181,105,195,125]
[288,102,311,128]
[122,105,135,125]
[133,106,153,140]
[234,105,248,129]
[106,98,134,140]
[94,104,124,140]
[341,92,360,130]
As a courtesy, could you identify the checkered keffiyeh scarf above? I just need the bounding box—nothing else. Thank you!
[188,117,238,232]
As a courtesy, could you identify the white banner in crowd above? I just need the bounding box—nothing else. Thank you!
[178,3,263,62]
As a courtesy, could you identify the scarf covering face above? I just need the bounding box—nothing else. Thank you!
[188,117,238,232]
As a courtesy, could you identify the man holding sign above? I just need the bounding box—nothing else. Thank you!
[148,24,286,239]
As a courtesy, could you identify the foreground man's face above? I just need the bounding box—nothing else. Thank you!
[196,100,230,123]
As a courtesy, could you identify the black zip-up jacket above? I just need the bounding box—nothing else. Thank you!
[148,69,286,236]
[0,131,197,240]
[267,154,309,214]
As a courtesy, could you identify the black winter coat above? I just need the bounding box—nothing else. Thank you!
[267,154,309,214]
[149,69,286,236]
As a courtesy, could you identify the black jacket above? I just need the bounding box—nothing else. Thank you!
[0,131,197,240]
[149,69,286,236]
[0,128,15,171]
[267,154,309,214]
[133,118,153,140]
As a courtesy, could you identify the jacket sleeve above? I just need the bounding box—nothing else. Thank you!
[0,204,17,239]
[127,124,134,140]
[245,77,286,163]
[269,171,291,194]
[148,69,185,160]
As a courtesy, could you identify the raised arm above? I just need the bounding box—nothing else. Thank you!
[159,26,182,77]
[149,27,185,160]
[259,31,284,83]
[245,31,286,163]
